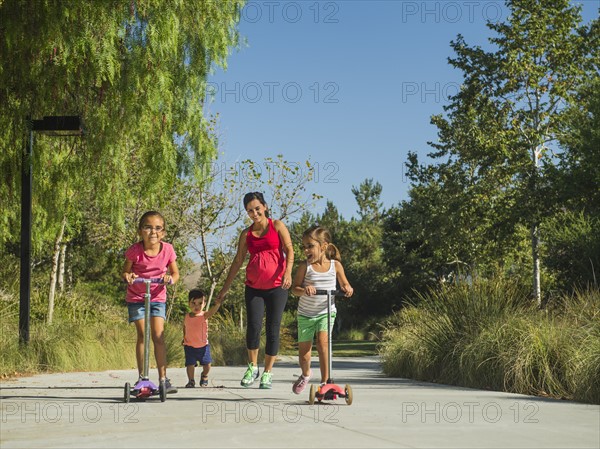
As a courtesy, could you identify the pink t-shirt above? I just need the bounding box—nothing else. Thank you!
[124,241,177,303]
[183,313,209,348]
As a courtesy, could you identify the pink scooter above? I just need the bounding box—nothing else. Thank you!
[308,289,353,406]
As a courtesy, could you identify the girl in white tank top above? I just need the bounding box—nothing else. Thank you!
[291,226,354,391]
[298,259,337,317]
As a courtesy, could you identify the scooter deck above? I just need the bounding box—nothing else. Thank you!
[131,379,159,398]
[317,383,347,400]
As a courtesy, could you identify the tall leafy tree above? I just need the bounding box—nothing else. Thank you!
[0,1,244,294]
[553,76,600,215]
[425,0,597,304]
[542,73,600,291]
[336,179,389,319]
[318,201,341,230]
[352,178,383,222]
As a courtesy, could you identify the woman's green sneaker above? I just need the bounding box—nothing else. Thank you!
[259,371,272,389]
[241,363,259,387]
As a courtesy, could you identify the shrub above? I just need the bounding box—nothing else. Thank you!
[380,279,600,404]
[543,211,600,292]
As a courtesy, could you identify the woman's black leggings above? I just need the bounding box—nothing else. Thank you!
[245,285,288,356]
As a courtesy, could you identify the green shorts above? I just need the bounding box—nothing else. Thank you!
[297,312,336,343]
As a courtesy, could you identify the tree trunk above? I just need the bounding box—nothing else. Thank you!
[532,223,541,307]
[48,217,67,324]
[58,243,67,293]
[207,282,216,308]
[531,145,542,307]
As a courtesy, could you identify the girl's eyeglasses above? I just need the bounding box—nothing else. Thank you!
[141,226,164,232]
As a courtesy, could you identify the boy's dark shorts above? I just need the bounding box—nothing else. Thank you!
[184,344,212,366]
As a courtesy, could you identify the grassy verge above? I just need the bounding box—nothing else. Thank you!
[0,288,248,379]
[379,279,600,405]
[0,314,138,378]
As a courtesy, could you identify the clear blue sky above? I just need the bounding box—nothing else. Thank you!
[205,0,598,220]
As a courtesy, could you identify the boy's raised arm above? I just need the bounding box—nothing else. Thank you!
[204,301,222,319]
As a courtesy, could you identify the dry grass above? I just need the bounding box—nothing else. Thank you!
[379,280,600,404]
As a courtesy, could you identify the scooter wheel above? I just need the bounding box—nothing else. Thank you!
[344,384,353,405]
[159,381,167,402]
[124,383,131,403]
[309,384,316,405]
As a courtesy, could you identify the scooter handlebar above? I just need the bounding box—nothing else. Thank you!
[314,289,344,296]
[131,278,165,284]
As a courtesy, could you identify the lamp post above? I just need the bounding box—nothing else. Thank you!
[20,116,84,344]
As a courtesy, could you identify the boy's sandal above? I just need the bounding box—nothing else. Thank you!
[200,376,209,387]
[185,379,195,388]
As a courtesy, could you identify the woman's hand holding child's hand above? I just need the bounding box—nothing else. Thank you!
[304,285,316,296]
[214,291,225,305]
[281,274,292,290]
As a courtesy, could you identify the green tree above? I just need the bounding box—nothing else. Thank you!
[336,179,388,320]
[542,74,600,291]
[553,76,600,215]
[542,210,600,292]
[352,178,383,222]
[318,200,342,234]
[0,1,244,298]
[425,0,597,304]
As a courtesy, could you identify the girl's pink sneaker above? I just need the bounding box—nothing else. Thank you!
[292,373,311,394]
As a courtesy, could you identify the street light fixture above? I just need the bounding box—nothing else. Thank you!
[20,116,85,344]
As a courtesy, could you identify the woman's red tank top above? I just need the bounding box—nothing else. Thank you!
[245,218,285,289]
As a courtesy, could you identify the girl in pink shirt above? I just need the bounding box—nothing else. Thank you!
[122,211,180,393]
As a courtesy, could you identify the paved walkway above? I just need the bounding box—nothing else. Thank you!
[1,356,599,448]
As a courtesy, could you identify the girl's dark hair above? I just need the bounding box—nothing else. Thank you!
[243,192,270,218]
[188,289,206,301]
[302,225,341,262]
[138,211,165,230]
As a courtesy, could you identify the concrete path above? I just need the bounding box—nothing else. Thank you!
[1,356,598,448]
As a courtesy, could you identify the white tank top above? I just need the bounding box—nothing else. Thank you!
[298,259,337,317]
